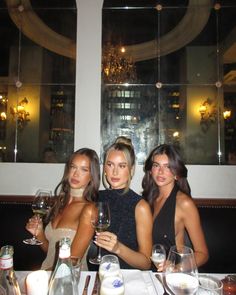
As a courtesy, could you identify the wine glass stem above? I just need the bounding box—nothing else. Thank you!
[97,246,102,262]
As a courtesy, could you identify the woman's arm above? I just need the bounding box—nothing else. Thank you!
[71,203,95,259]
[178,196,209,267]
[95,199,153,269]
[25,216,49,252]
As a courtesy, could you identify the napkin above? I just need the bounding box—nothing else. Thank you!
[122,270,149,295]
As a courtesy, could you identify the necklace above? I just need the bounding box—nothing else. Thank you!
[70,188,84,198]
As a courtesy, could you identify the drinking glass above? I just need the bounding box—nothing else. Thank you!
[164,245,199,295]
[151,243,166,271]
[89,202,111,264]
[197,274,223,295]
[23,189,52,245]
[99,254,121,281]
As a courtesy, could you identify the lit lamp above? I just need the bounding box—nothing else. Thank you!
[223,110,231,120]
[199,98,217,133]
[10,97,30,129]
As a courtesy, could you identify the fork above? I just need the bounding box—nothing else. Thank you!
[155,273,170,295]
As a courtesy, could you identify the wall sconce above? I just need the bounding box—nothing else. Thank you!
[10,97,30,129]
[0,94,7,121]
[223,110,231,120]
[199,98,217,133]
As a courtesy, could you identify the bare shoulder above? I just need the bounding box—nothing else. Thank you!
[136,198,151,213]
[176,191,197,212]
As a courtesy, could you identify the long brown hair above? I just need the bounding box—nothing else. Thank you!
[49,148,100,220]
[142,144,191,210]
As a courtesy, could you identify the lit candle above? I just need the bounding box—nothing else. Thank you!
[26,270,49,295]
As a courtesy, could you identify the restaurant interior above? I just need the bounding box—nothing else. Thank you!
[0,0,236,283]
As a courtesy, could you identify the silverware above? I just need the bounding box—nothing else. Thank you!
[82,274,91,295]
[91,273,100,295]
[155,273,169,295]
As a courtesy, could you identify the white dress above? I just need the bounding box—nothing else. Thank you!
[41,222,88,270]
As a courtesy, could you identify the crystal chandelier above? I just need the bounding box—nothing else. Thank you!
[102,43,138,84]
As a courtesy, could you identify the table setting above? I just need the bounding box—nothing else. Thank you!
[16,269,233,295]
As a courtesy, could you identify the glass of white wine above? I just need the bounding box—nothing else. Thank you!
[89,201,111,264]
[164,245,199,295]
[151,243,166,271]
[23,189,52,245]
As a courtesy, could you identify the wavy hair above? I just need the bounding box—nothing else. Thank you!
[142,144,191,210]
[49,148,100,221]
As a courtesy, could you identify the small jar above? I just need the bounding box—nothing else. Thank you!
[222,275,236,295]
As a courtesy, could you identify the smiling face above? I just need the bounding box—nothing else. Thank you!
[150,153,176,190]
[104,150,131,189]
[68,154,92,190]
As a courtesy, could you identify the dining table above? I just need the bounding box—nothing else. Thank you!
[16,270,230,295]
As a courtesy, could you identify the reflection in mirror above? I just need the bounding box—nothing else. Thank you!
[0,1,76,163]
[101,1,236,165]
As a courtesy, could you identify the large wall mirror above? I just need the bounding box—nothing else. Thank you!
[0,0,76,163]
[101,0,236,165]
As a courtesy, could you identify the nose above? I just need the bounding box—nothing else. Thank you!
[158,166,164,174]
[73,167,79,176]
[112,166,118,175]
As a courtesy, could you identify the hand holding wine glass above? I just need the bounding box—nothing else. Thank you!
[89,201,111,264]
[23,189,52,245]
[164,245,199,295]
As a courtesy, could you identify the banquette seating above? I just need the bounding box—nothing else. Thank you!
[0,195,236,272]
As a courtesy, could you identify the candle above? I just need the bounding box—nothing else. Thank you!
[26,270,49,295]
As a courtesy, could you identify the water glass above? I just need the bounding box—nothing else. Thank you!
[198,274,223,295]
[99,255,121,281]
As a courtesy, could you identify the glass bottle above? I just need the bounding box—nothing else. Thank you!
[0,245,21,295]
[48,237,78,295]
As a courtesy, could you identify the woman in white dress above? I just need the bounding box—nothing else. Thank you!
[25,148,100,270]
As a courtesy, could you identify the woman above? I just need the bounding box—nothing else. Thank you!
[142,144,209,269]
[94,137,153,269]
[26,148,100,270]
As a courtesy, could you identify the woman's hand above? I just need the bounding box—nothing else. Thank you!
[25,215,43,237]
[95,231,120,254]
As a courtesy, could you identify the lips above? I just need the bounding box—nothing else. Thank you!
[156,176,165,182]
[111,177,120,182]
[70,178,79,185]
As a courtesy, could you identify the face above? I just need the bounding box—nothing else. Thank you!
[104,150,131,189]
[150,154,175,189]
[68,154,91,189]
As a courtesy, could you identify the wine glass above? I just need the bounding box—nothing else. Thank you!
[164,245,199,295]
[23,189,52,245]
[89,201,111,264]
[151,243,166,271]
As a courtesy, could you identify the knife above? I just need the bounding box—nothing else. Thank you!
[82,274,91,295]
[92,273,100,295]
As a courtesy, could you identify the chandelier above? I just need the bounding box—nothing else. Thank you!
[102,43,138,84]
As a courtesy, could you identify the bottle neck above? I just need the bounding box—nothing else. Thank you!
[59,247,70,259]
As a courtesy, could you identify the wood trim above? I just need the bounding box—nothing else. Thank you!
[0,195,34,203]
[193,198,236,207]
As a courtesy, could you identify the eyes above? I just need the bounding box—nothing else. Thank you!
[152,162,171,172]
[70,164,89,173]
[106,161,128,169]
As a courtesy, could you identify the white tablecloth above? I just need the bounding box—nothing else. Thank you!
[16,270,228,295]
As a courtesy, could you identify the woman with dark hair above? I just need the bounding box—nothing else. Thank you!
[26,148,100,270]
[142,144,208,269]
